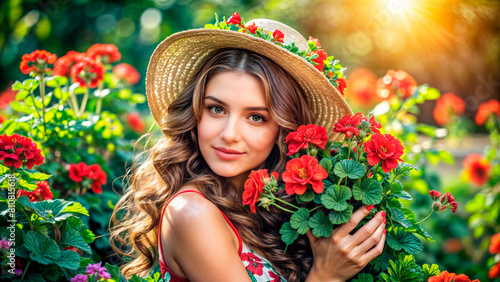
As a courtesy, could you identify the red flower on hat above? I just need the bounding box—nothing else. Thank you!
[113,63,140,85]
[433,93,466,126]
[335,78,347,97]
[0,134,44,169]
[226,12,242,25]
[365,133,404,173]
[285,124,328,156]
[272,29,284,43]
[462,154,490,187]
[308,36,321,48]
[242,169,278,213]
[86,43,121,63]
[490,233,500,254]
[53,51,86,77]
[308,49,328,72]
[127,112,145,133]
[282,155,327,195]
[20,50,57,75]
[17,181,54,202]
[70,57,105,88]
[376,70,417,100]
[490,262,500,279]
[475,99,500,126]
[245,22,258,34]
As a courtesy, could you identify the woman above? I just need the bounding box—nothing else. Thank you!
[110,16,386,282]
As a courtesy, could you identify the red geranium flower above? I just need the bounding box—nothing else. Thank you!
[127,112,145,133]
[308,36,321,48]
[68,162,89,182]
[226,12,241,25]
[332,113,364,139]
[70,57,105,88]
[428,271,479,282]
[365,133,404,173]
[285,124,328,156]
[429,190,442,201]
[282,155,327,195]
[269,270,280,282]
[490,233,500,254]
[241,252,264,276]
[20,50,57,75]
[475,99,500,126]
[462,154,490,187]
[113,63,140,85]
[440,191,458,213]
[68,162,106,194]
[376,70,417,100]
[490,261,500,279]
[0,113,5,124]
[272,29,284,43]
[63,246,79,252]
[0,134,44,169]
[433,93,466,126]
[242,169,278,213]
[0,83,18,110]
[335,78,347,97]
[17,181,54,202]
[53,51,86,77]
[309,49,328,72]
[244,22,258,34]
[86,43,121,64]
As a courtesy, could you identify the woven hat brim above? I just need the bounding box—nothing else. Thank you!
[146,28,353,141]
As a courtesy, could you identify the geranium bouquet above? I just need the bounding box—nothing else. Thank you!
[242,113,460,281]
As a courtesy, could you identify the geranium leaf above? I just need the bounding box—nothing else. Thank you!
[64,216,95,243]
[309,211,333,237]
[279,222,299,245]
[352,179,383,205]
[370,250,393,272]
[390,180,412,200]
[298,189,315,203]
[61,201,89,216]
[395,163,416,177]
[352,273,374,282]
[328,205,353,225]
[28,172,52,181]
[389,208,413,228]
[334,159,366,179]
[386,227,423,255]
[290,208,310,235]
[18,197,88,223]
[321,185,352,211]
[319,158,333,174]
[423,264,441,280]
[60,222,92,255]
[54,250,80,270]
[24,231,60,265]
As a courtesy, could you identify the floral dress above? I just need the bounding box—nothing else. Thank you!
[158,190,286,282]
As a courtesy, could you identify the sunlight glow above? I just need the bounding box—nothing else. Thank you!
[386,0,414,15]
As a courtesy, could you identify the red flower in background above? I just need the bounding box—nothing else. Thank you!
[335,78,347,97]
[332,113,363,139]
[68,162,89,182]
[20,50,57,75]
[68,162,106,194]
[53,51,86,77]
[226,12,242,25]
[17,181,54,202]
[428,271,479,282]
[345,68,381,110]
[86,43,121,63]
[127,112,145,133]
[272,29,284,43]
[490,261,500,279]
[243,169,278,213]
[70,57,105,88]
[0,113,5,124]
[365,133,404,173]
[433,93,466,126]
[0,134,44,169]
[245,22,258,34]
[309,49,328,72]
[285,124,328,155]
[0,83,18,110]
[462,154,490,187]
[113,63,140,85]
[282,155,327,195]
[376,70,417,100]
[490,233,500,254]
[475,99,500,126]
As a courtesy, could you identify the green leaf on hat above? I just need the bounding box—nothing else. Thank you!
[321,185,352,211]
[386,227,423,255]
[352,179,383,206]
[334,159,366,180]
[54,250,80,270]
[328,205,353,225]
[24,231,60,265]
[309,211,333,238]
[290,208,310,235]
[279,222,299,246]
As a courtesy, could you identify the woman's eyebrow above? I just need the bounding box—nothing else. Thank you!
[204,95,269,112]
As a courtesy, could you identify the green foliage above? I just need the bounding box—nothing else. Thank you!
[321,185,352,211]
[334,159,366,179]
[378,255,424,282]
[352,179,383,205]
[290,208,310,234]
[279,222,299,246]
[386,227,423,255]
[309,211,333,237]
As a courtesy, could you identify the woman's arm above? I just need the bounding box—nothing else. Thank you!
[305,206,386,282]
[162,192,251,282]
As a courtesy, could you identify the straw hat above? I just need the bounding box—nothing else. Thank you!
[146,16,353,141]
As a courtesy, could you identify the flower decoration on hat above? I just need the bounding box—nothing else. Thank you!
[205,12,347,97]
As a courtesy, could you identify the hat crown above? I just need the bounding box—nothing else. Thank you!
[246,19,309,52]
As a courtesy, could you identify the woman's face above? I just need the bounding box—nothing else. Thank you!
[197,71,279,186]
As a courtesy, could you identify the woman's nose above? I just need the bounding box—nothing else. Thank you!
[219,116,241,143]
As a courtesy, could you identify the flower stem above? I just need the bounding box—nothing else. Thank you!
[69,86,80,118]
[39,74,47,138]
[79,82,89,117]
[270,202,295,213]
[310,206,321,212]
[21,259,32,280]
[416,210,435,225]
[270,194,300,210]
[95,82,104,115]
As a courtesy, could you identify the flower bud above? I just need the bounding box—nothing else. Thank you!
[358,130,366,139]
[310,147,318,157]
[432,201,443,212]
[258,197,273,211]
[360,120,371,130]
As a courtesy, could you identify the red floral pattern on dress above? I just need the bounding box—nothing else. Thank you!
[241,252,264,276]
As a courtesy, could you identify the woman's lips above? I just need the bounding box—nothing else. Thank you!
[213,147,245,160]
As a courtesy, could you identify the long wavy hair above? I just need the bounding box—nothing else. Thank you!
[110,48,316,281]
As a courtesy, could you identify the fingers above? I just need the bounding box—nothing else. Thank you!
[335,205,375,238]
[350,210,386,246]
[361,227,386,264]
[306,230,317,244]
[354,216,386,254]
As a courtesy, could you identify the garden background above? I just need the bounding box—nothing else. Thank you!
[0,0,499,281]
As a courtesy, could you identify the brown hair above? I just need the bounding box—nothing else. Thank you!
[110,48,315,281]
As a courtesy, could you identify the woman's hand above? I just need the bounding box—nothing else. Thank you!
[305,205,386,282]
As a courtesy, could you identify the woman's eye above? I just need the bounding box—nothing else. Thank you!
[250,115,264,122]
[210,106,224,114]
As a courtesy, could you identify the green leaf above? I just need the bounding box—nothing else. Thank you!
[389,208,413,228]
[334,159,366,179]
[391,180,412,200]
[297,189,315,203]
[15,90,30,100]
[352,273,374,282]
[24,231,60,265]
[328,205,353,225]
[28,172,52,181]
[423,264,441,280]
[64,216,95,243]
[290,208,310,234]
[386,227,423,255]
[10,101,35,114]
[321,185,352,211]
[394,163,416,177]
[54,250,80,270]
[309,211,333,237]
[279,222,299,245]
[371,250,393,272]
[60,224,92,255]
[18,197,88,223]
[62,201,89,216]
[319,158,333,173]
[438,150,454,165]
[105,262,127,282]
[130,93,146,104]
[352,179,383,205]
